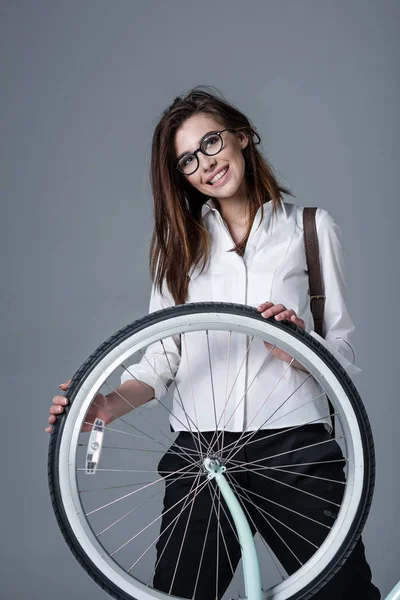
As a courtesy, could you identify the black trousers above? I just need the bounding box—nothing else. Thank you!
[153,425,380,599]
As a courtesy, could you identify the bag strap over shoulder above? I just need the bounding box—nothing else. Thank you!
[303,206,335,435]
[303,207,325,337]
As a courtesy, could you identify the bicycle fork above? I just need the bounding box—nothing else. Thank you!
[204,456,263,600]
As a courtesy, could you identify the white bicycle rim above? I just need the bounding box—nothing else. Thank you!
[52,305,372,600]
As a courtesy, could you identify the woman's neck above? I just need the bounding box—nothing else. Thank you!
[213,198,251,229]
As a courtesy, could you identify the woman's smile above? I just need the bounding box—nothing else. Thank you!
[206,165,230,187]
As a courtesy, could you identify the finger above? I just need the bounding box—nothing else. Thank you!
[291,315,305,327]
[257,301,274,311]
[261,304,286,318]
[58,378,72,389]
[275,312,305,328]
[45,426,52,433]
[274,309,296,321]
[48,415,56,423]
[53,396,68,405]
[50,404,65,415]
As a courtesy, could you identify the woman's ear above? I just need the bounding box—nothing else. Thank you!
[238,131,250,150]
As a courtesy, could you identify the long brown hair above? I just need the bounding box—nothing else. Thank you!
[149,85,294,305]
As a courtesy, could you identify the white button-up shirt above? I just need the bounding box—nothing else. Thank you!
[121,199,361,433]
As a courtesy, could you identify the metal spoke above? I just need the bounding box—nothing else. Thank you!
[87,400,181,459]
[219,330,233,465]
[206,333,257,454]
[96,469,191,538]
[158,337,209,460]
[138,471,202,578]
[119,480,208,572]
[221,412,346,472]
[146,474,214,589]
[228,476,318,550]
[83,422,156,442]
[79,473,199,494]
[103,374,209,463]
[78,443,199,457]
[84,459,202,516]
[79,444,166,453]
[224,473,288,580]
[168,472,204,594]
[264,459,347,469]
[77,467,201,475]
[146,471,204,585]
[228,459,346,486]
[226,473,304,570]
[111,476,209,558]
[82,420,204,466]
[124,351,210,456]
[128,473,207,573]
[227,345,294,434]
[223,369,315,462]
[253,366,313,431]
[87,399,197,469]
[230,465,342,508]
[211,336,274,451]
[225,473,332,529]
[214,402,330,458]
[181,332,207,460]
[206,482,242,600]
[104,379,180,453]
[230,436,344,470]
[190,483,220,598]
[213,342,313,457]
[204,330,221,456]
[215,484,221,598]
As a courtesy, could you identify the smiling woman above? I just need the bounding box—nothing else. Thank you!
[47,85,381,600]
[149,86,378,598]
[148,87,295,309]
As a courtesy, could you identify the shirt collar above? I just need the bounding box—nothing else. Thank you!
[201,197,288,219]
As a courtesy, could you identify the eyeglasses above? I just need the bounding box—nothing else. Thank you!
[176,127,260,176]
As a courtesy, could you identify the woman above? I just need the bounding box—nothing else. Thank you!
[46,86,380,599]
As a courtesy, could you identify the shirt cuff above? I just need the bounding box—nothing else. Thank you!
[120,365,161,409]
[309,330,362,376]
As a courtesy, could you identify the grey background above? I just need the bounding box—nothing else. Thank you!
[1,0,399,598]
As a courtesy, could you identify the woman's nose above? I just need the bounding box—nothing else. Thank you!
[199,154,217,173]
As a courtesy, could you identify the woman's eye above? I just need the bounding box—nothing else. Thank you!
[205,135,219,148]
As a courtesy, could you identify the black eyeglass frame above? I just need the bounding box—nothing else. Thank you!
[175,126,260,175]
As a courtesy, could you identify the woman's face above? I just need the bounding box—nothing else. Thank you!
[174,113,249,201]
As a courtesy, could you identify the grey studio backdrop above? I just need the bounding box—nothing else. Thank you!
[1,1,399,598]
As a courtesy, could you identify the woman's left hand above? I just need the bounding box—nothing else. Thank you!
[256,302,309,372]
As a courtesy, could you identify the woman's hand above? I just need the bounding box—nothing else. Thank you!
[256,302,309,373]
[46,379,111,434]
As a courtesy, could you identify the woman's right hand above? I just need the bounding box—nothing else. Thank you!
[46,378,111,434]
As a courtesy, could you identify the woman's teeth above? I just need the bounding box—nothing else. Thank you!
[209,167,228,185]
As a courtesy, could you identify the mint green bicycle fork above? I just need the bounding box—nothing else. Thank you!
[204,456,263,600]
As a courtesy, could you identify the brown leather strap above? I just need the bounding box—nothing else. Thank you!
[303,207,335,435]
[303,207,325,337]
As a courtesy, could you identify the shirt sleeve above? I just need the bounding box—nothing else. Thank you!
[309,209,362,377]
[120,277,181,404]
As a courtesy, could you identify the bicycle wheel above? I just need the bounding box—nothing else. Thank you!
[47,302,375,600]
